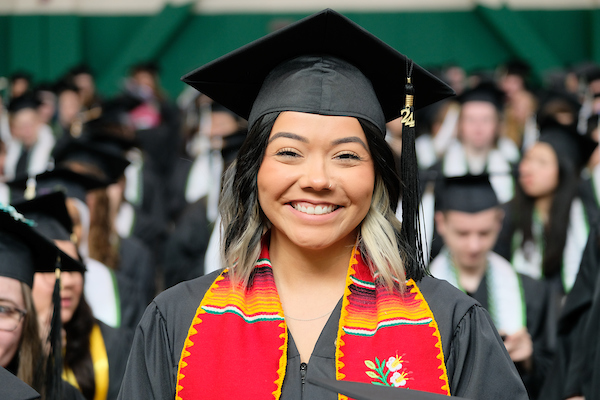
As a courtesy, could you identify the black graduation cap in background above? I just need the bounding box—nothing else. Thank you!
[7,93,41,114]
[536,89,581,128]
[538,119,598,170]
[0,204,59,287]
[182,8,454,134]
[438,174,499,213]
[7,168,109,204]
[309,377,468,400]
[12,192,86,273]
[13,191,73,241]
[456,81,505,111]
[0,366,40,400]
[52,138,130,183]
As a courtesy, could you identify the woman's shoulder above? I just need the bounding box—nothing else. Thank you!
[152,269,222,321]
[415,276,482,338]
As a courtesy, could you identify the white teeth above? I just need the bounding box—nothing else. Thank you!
[292,203,336,215]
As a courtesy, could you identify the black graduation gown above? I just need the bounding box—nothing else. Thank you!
[98,321,134,400]
[539,216,600,400]
[116,236,156,330]
[117,273,528,399]
[467,274,555,399]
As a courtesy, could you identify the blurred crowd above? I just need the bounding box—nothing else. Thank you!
[1,57,600,399]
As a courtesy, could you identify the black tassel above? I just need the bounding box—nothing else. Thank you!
[45,260,63,400]
[400,60,426,280]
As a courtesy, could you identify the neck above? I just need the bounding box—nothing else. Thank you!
[450,253,486,293]
[464,143,491,159]
[534,194,554,225]
[269,230,355,292]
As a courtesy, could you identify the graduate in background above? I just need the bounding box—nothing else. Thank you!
[164,100,247,287]
[4,95,55,181]
[429,175,554,399]
[497,120,597,297]
[0,203,84,400]
[425,82,517,261]
[14,192,132,400]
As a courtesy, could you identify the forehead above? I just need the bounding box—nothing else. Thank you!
[445,208,499,228]
[0,276,24,306]
[460,101,498,117]
[526,142,557,160]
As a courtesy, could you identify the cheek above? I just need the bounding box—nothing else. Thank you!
[0,328,22,367]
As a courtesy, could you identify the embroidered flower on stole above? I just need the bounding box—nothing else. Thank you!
[364,355,411,387]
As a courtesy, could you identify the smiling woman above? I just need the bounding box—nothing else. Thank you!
[118,9,528,400]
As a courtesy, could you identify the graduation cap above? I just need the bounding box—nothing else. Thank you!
[536,89,581,128]
[12,192,86,273]
[52,138,130,183]
[7,94,41,114]
[7,168,109,203]
[438,174,499,213]
[12,191,72,241]
[457,81,505,111]
[308,377,468,400]
[0,204,59,287]
[182,9,454,134]
[538,120,598,171]
[0,366,40,400]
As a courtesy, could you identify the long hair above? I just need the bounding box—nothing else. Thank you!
[511,144,580,278]
[63,287,96,400]
[17,282,45,393]
[219,112,424,291]
[88,188,120,270]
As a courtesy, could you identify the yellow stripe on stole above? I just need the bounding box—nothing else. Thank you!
[62,323,110,400]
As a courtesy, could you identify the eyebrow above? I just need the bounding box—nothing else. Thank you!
[268,132,308,144]
[269,132,368,150]
[331,136,368,151]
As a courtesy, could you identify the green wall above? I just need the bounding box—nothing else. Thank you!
[0,6,598,100]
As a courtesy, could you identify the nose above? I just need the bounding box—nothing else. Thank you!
[467,235,483,253]
[299,157,331,191]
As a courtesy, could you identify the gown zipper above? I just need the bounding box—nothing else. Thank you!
[300,362,308,393]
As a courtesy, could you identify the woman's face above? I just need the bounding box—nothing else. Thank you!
[32,241,83,325]
[0,277,26,368]
[257,111,375,250]
[519,142,559,198]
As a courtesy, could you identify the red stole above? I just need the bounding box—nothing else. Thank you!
[176,245,449,399]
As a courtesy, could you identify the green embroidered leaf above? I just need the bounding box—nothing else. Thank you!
[372,382,385,386]
[364,360,377,370]
[366,371,379,379]
[375,357,381,367]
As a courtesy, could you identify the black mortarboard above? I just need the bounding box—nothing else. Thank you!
[0,366,40,400]
[7,94,41,114]
[438,174,499,213]
[0,204,59,287]
[13,192,72,241]
[308,377,467,400]
[182,9,454,135]
[52,138,130,183]
[7,168,109,204]
[12,192,86,273]
[503,59,531,80]
[9,71,32,84]
[538,120,598,170]
[457,81,504,111]
[536,89,581,128]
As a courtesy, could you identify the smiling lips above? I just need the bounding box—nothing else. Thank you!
[290,201,340,215]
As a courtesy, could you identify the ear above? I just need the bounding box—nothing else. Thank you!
[495,208,505,231]
[434,211,446,237]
